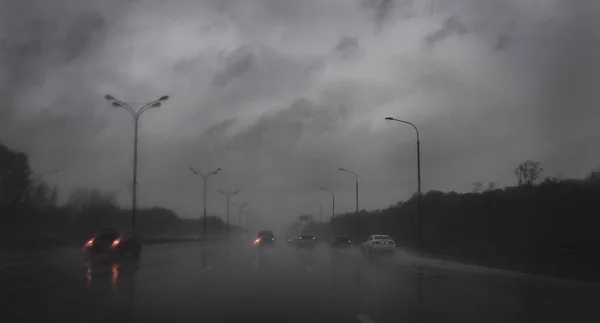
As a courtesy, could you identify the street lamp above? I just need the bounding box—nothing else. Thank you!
[319,188,335,221]
[218,189,239,236]
[232,202,248,232]
[190,167,221,240]
[105,94,169,230]
[385,117,422,249]
[338,168,359,239]
[310,200,322,224]
[244,209,256,231]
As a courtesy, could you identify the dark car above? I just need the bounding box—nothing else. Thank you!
[254,230,276,247]
[296,234,317,250]
[83,229,141,261]
[331,236,352,249]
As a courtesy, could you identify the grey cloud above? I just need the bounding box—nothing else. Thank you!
[360,0,395,29]
[0,4,112,133]
[424,15,468,46]
[212,48,255,88]
[3,0,600,221]
[189,43,322,119]
[201,118,238,141]
[335,37,360,59]
[494,34,510,51]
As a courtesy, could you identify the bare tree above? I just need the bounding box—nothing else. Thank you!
[67,187,119,213]
[514,160,543,187]
[486,181,497,191]
[588,168,600,182]
[472,180,483,193]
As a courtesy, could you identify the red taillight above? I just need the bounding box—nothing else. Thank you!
[84,238,95,248]
[111,238,121,248]
[254,237,261,245]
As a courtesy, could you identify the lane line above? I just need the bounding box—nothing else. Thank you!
[304,266,314,275]
[355,314,375,323]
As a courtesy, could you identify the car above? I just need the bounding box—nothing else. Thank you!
[83,229,141,261]
[361,234,396,259]
[254,230,276,247]
[286,236,298,245]
[296,234,317,250]
[331,236,352,249]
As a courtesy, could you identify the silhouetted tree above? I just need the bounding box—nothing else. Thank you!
[331,168,600,282]
[486,181,497,191]
[472,180,483,193]
[67,187,119,213]
[587,168,600,182]
[0,143,32,211]
[514,160,543,186]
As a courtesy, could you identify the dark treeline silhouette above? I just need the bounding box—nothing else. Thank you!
[331,162,600,282]
[0,142,227,246]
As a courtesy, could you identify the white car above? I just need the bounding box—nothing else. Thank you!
[362,234,396,259]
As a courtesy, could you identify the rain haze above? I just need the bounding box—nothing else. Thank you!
[2,1,600,322]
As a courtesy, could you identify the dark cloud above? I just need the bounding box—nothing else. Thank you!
[424,15,468,46]
[494,34,510,51]
[335,37,360,59]
[360,0,395,29]
[2,0,600,223]
[201,118,238,141]
[212,48,255,88]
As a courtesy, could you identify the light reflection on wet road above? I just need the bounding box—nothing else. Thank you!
[2,241,600,323]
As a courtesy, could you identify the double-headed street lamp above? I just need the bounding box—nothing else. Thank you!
[385,117,422,248]
[338,168,359,238]
[309,200,323,224]
[319,187,335,221]
[105,94,169,230]
[232,201,248,231]
[218,189,239,236]
[190,167,221,240]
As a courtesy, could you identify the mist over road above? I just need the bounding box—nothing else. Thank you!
[2,240,599,323]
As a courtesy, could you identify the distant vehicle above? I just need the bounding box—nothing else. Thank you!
[254,230,276,247]
[361,234,396,259]
[296,234,317,250]
[286,236,298,245]
[83,229,141,261]
[331,236,352,249]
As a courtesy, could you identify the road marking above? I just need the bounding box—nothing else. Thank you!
[400,268,440,278]
[304,266,313,275]
[355,314,375,323]
[199,264,214,273]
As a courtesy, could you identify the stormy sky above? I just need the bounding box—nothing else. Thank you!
[1,0,599,226]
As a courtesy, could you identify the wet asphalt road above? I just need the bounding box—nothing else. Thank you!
[2,240,600,323]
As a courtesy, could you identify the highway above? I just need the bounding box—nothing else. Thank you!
[2,240,600,323]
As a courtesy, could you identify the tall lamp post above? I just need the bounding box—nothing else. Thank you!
[385,117,422,249]
[232,202,248,232]
[319,187,335,221]
[338,168,359,239]
[105,94,169,230]
[218,189,239,236]
[190,167,221,240]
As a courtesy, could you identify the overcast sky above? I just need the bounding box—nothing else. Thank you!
[1,0,599,227]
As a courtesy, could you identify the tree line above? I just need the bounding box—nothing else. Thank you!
[330,160,600,282]
[0,142,226,243]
